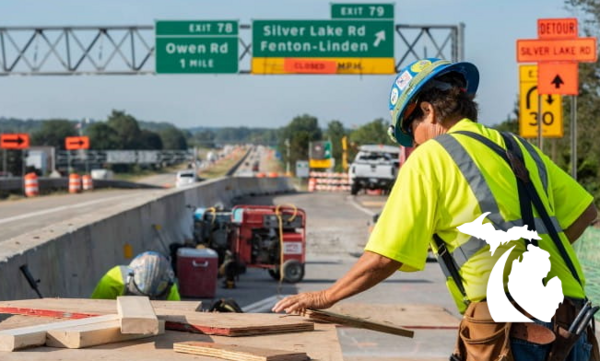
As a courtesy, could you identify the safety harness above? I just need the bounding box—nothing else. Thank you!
[432,131,583,306]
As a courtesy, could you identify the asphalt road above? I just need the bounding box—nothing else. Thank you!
[199,191,455,360]
[0,189,161,243]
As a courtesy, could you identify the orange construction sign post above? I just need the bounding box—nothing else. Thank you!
[65,136,90,150]
[0,134,30,149]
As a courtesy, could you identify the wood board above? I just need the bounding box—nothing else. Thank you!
[174,341,309,361]
[0,299,314,336]
[117,296,159,335]
[306,309,414,338]
[46,319,165,349]
[0,315,343,361]
[327,303,460,329]
[0,314,118,352]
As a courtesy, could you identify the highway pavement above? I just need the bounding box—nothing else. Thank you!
[0,189,162,243]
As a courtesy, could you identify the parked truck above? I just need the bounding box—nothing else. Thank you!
[348,145,400,195]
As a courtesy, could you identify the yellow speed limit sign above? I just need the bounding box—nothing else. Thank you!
[519,65,563,138]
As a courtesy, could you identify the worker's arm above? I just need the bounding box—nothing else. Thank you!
[272,251,401,314]
[564,202,597,244]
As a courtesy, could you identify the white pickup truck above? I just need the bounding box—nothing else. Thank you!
[349,145,400,195]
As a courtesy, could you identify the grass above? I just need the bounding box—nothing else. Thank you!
[113,163,187,182]
[199,149,247,179]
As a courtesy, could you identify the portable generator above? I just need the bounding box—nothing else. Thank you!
[229,205,306,283]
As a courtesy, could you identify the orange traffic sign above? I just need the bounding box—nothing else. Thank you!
[538,18,578,39]
[517,38,597,62]
[0,134,30,149]
[65,136,90,150]
[283,58,338,74]
[538,62,578,95]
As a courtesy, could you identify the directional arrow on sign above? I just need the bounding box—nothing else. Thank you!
[551,75,564,89]
[373,30,385,47]
[65,136,90,150]
[4,137,25,145]
[0,134,30,149]
[69,140,85,147]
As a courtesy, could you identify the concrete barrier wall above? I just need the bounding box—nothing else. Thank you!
[0,176,294,300]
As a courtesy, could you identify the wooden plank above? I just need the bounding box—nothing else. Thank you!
[117,296,159,335]
[46,319,165,349]
[327,303,460,329]
[0,299,314,337]
[173,341,309,361]
[0,314,118,352]
[151,300,202,312]
[0,317,342,361]
[306,308,414,338]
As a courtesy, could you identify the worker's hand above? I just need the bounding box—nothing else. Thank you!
[272,290,334,314]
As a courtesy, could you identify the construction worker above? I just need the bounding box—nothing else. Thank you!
[91,251,180,300]
[273,58,598,360]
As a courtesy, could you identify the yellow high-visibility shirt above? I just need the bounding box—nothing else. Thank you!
[90,265,181,301]
[366,118,592,313]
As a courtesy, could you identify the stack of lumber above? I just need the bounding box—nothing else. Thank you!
[0,298,314,337]
[0,296,164,351]
[174,341,310,361]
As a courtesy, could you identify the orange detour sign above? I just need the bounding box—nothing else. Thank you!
[0,134,30,149]
[65,136,90,150]
[538,18,578,39]
[516,38,597,63]
[283,58,338,74]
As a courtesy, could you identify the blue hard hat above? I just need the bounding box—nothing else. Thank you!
[128,251,174,297]
[388,58,479,147]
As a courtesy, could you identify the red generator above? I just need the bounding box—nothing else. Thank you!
[229,205,306,283]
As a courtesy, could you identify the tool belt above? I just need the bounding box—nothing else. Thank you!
[451,300,600,361]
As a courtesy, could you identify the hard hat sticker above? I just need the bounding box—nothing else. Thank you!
[395,71,413,91]
[410,59,432,73]
[390,87,399,105]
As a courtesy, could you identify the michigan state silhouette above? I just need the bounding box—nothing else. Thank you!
[457,212,564,322]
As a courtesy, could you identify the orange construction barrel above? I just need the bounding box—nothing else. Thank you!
[24,173,39,197]
[68,174,81,194]
[308,178,317,192]
[268,172,279,178]
[256,172,266,178]
[82,174,93,191]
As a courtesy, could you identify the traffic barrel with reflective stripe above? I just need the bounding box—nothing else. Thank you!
[268,172,279,178]
[82,174,93,191]
[308,178,316,192]
[24,173,39,197]
[69,174,81,194]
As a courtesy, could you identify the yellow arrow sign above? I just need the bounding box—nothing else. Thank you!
[519,65,563,138]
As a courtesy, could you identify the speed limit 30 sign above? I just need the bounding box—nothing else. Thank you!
[519,64,563,138]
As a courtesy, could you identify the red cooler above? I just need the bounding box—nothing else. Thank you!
[176,248,218,298]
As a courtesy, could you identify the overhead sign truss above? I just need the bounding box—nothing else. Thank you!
[0,23,463,75]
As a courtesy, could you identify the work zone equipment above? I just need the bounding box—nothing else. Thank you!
[24,173,39,197]
[82,175,93,191]
[187,204,307,289]
[68,174,81,194]
[308,172,350,192]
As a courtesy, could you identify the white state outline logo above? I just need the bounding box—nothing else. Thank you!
[457,212,564,322]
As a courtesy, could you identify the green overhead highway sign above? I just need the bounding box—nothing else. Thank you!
[252,20,394,58]
[155,20,238,74]
[331,3,394,19]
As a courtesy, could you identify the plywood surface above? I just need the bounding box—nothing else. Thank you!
[328,303,460,329]
[0,315,342,361]
[174,341,309,361]
[0,299,314,336]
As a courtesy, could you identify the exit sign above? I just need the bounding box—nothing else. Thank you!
[155,20,239,74]
[331,3,394,19]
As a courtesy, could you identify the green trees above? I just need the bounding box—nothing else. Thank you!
[31,119,77,150]
[159,126,188,150]
[325,120,347,172]
[85,122,120,150]
[278,114,322,171]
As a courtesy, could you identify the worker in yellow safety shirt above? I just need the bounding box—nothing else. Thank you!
[273,58,599,361]
[91,251,180,301]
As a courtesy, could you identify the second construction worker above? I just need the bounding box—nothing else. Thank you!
[91,251,180,301]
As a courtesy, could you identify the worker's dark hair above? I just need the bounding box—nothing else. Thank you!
[411,72,479,123]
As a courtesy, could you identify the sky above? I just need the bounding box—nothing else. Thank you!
[0,0,574,130]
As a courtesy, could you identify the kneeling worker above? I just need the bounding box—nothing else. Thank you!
[91,251,180,300]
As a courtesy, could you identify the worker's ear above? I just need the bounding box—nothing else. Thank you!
[419,102,436,124]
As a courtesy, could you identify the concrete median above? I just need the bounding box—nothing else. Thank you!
[0,176,295,300]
